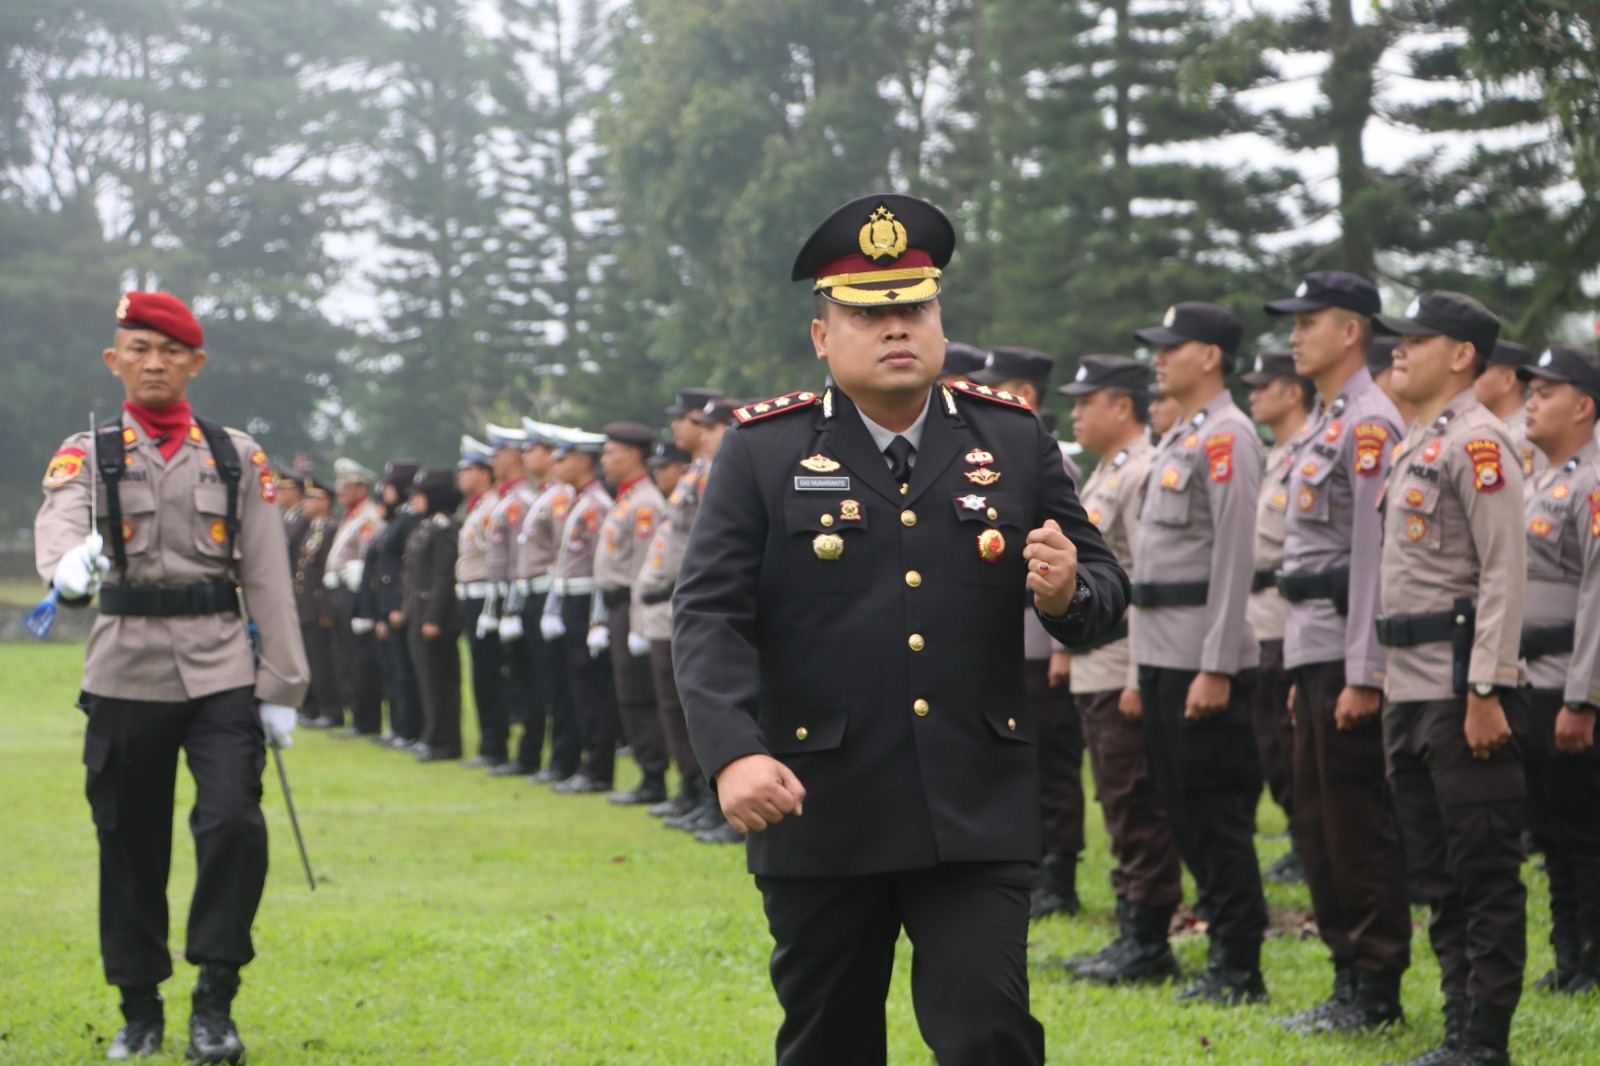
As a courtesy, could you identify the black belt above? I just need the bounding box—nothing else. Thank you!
[1129,581,1209,608]
[1071,618,1129,654]
[601,587,631,609]
[99,580,240,617]
[1250,568,1277,593]
[638,583,673,607]
[1375,606,1469,648]
[1277,567,1350,615]
[1521,623,1576,662]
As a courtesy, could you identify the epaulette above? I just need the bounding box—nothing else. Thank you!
[949,380,1033,412]
[733,390,822,426]
[431,513,452,529]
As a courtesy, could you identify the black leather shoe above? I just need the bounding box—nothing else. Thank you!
[1314,969,1403,1033]
[415,747,460,763]
[609,772,668,806]
[107,987,163,1060]
[1077,904,1180,985]
[664,799,714,831]
[530,766,572,784]
[552,772,612,794]
[1066,899,1132,977]
[460,756,506,769]
[1263,847,1304,884]
[1278,963,1356,1030]
[186,965,245,1065]
[696,820,744,844]
[487,762,537,778]
[1175,940,1268,1006]
[1383,995,1469,1066]
[1029,853,1081,919]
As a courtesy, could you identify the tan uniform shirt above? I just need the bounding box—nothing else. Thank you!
[1248,439,1292,642]
[594,475,667,592]
[635,455,709,607]
[1281,369,1403,684]
[1522,439,1600,702]
[1070,434,1152,695]
[484,478,536,588]
[1380,388,1525,701]
[1132,391,1262,675]
[516,479,572,582]
[552,479,614,584]
[455,490,497,584]
[327,496,385,589]
[35,414,308,706]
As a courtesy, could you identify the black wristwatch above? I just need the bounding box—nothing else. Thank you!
[1065,575,1092,619]
[1470,683,1497,698]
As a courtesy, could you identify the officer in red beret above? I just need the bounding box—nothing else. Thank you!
[34,291,308,1063]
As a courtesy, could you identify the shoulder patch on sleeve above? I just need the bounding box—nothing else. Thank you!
[1465,439,1504,493]
[44,447,87,488]
[635,506,656,540]
[1353,423,1390,476]
[1203,433,1235,483]
[949,380,1033,412]
[1588,489,1600,538]
[734,391,822,425]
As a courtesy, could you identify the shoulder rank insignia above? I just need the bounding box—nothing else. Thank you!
[949,380,1032,412]
[734,390,821,425]
[799,454,841,473]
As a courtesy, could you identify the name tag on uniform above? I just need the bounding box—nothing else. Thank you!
[794,476,850,492]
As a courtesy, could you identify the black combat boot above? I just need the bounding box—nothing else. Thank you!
[107,986,163,1060]
[1175,938,1268,1005]
[1534,924,1580,992]
[1029,853,1081,920]
[648,773,705,817]
[1277,961,1355,1031]
[1066,897,1133,977]
[186,964,245,1065]
[1263,845,1305,884]
[1388,993,1470,1066]
[1570,939,1600,993]
[1316,967,1404,1033]
[1452,1000,1513,1065]
[1079,902,1180,985]
[608,770,668,806]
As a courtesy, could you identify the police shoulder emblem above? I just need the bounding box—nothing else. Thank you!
[1465,439,1503,493]
[949,380,1031,412]
[859,204,909,262]
[735,391,820,425]
[44,447,87,488]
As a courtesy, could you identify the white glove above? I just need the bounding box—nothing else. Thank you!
[259,702,297,749]
[540,613,567,642]
[53,534,109,599]
[499,613,525,642]
[587,625,611,658]
[342,560,364,591]
[476,610,498,639]
[322,570,342,590]
[351,617,376,635]
[627,631,651,657]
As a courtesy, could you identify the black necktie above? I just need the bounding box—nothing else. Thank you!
[885,435,915,486]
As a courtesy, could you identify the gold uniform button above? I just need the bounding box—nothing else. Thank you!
[908,634,925,652]
[1007,717,1017,731]
[987,507,998,521]
[795,727,808,741]
[905,570,922,588]
[913,698,930,716]
[820,514,835,527]
[900,510,917,527]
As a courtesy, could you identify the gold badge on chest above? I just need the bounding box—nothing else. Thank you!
[813,532,845,561]
[965,468,1001,487]
[799,455,841,473]
[977,528,1005,563]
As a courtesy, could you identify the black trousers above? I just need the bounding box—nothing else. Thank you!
[1027,659,1084,857]
[459,596,509,761]
[1079,689,1183,909]
[82,686,267,987]
[1525,689,1600,948]
[407,626,462,759]
[504,594,544,771]
[560,594,620,783]
[1385,695,1527,1007]
[607,601,668,775]
[527,595,581,777]
[331,588,384,734]
[1290,661,1411,975]
[299,621,340,723]
[1253,638,1295,820]
[1139,666,1269,943]
[755,863,1044,1066]
[650,639,699,780]
[328,587,359,711]
[377,626,422,742]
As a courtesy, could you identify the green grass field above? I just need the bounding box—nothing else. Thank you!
[2,642,1595,1064]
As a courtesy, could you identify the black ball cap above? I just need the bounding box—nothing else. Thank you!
[1134,302,1243,356]
[942,341,987,378]
[665,387,723,417]
[1367,337,1399,374]
[1058,354,1150,397]
[1374,291,1500,359]
[1265,271,1380,317]
[302,477,333,499]
[603,421,657,448]
[792,193,955,307]
[1240,350,1299,388]
[969,346,1055,389]
[649,441,692,468]
[1516,345,1600,404]
[1487,340,1533,368]
[691,397,742,427]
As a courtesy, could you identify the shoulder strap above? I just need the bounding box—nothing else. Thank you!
[194,417,243,561]
[95,419,128,572]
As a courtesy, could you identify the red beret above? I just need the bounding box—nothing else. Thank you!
[116,291,204,349]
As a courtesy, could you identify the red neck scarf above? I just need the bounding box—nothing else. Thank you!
[124,399,193,461]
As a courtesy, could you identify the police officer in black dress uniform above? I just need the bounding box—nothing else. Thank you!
[672,194,1128,1066]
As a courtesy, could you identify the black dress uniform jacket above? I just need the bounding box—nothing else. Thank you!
[673,384,1129,878]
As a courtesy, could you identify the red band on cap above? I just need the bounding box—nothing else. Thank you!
[814,248,933,284]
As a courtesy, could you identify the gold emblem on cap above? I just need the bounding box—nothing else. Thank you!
[1163,305,1177,327]
[859,205,909,262]
[799,454,841,472]
[116,295,131,320]
[813,532,844,561]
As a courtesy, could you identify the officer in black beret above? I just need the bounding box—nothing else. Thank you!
[940,341,987,384]
[672,192,1128,1064]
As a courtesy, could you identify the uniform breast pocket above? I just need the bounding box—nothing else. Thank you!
[1396,481,1443,551]
[1143,466,1194,528]
[950,491,1025,587]
[104,482,157,556]
[782,498,872,594]
[194,482,238,559]
[1292,461,1336,524]
[764,700,848,756]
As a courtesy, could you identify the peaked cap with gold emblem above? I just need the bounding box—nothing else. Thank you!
[791,193,956,307]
